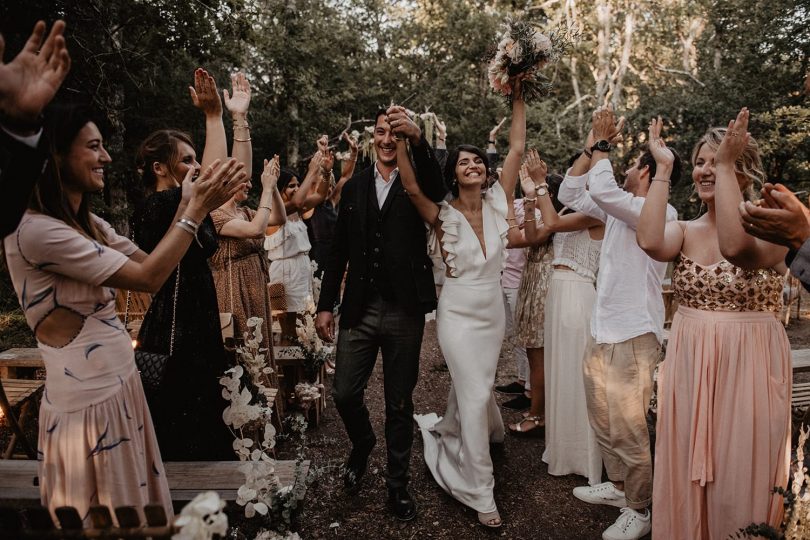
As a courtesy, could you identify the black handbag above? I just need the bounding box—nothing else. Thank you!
[125,264,180,393]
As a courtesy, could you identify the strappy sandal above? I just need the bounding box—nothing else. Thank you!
[477,510,503,528]
[508,415,544,437]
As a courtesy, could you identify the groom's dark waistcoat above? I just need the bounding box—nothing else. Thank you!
[317,136,448,329]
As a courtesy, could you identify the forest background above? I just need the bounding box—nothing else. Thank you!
[0,0,808,233]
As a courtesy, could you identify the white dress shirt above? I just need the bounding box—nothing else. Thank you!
[558,158,677,345]
[374,163,399,208]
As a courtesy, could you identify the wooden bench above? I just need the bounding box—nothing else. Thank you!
[0,459,309,501]
[0,503,173,539]
[792,349,810,374]
[0,348,43,379]
[0,378,44,459]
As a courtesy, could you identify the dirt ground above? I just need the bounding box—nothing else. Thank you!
[286,292,810,540]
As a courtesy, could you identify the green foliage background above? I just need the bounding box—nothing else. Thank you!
[1,0,808,229]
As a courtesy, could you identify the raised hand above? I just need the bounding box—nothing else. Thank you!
[341,130,359,155]
[261,155,280,190]
[590,106,625,147]
[316,134,329,154]
[489,117,507,142]
[307,151,324,176]
[647,116,675,168]
[739,183,810,250]
[387,105,421,144]
[189,158,247,213]
[525,149,548,184]
[0,20,70,132]
[321,150,335,175]
[189,68,222,117]
[435,115,447,142]
[716,107,750,166]
[223,71,251,116]
[519,164,536,197]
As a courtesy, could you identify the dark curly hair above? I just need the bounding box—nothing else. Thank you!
[444,144,492,197]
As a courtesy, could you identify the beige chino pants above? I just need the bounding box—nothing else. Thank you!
[583,332,662,510]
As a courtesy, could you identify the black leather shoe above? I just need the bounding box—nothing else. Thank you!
[387,487,417,521]
[343,440,375,494]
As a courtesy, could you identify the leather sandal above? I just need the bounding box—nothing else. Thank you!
[477,509,502,528]
[508,415,544,437]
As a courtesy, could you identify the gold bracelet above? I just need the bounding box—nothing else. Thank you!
[233,121,250,129]
[259,205,272,211]
[524,217,536,222]
[508,224,519,230]
[524,196,537,203]
[234,137,251,142]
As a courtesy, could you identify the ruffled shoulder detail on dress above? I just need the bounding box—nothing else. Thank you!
[484,182,510,271]
[263,225,288,251]
[437,202,461,277]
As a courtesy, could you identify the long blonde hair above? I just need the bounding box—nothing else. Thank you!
[691,127,765,202]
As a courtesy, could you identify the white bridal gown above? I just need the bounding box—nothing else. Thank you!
[415,182,508,514]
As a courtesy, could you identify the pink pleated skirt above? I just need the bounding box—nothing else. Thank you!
[652,305,791,539]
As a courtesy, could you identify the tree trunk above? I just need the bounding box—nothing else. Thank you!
[610,12,634,110]
[595,1,612,106]
[287,99,300,166]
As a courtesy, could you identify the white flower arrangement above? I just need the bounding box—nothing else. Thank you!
[172,492,228,540]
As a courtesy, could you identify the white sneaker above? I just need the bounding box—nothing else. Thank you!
[602,508,651,540]
[572,481,627,508]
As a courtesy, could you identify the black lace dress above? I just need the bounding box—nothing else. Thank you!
[133,188,234,460]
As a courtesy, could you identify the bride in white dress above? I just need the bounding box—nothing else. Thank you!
[394,87,527,528]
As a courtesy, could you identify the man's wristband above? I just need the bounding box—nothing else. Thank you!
[582,148,593,159]
[488,139,496,145]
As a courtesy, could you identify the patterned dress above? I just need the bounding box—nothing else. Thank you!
[652,253,789,539]
[514,242,554,348]
[211,206,274,352]
[3,211,172,522]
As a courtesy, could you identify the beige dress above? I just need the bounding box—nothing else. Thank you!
[211,206,274,352]
[3,211,172,523]
[652,253,789,539]
[514,242,554,347]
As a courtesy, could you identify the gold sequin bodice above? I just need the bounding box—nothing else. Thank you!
[672,253,783,313]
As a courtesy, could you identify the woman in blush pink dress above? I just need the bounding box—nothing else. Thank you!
[3,104,244,523]
[637,110,790,539]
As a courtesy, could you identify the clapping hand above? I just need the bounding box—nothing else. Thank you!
[647,116,675,168]
[716,107,750,166]
[189,68,222,117]
[519,164,536,198]
[223,71,250,116]
[261,155,280,190]
[525,149,548,184]
[0,20,70,134]
[739,183,810,250]
[185,158,247,214]
[587,106,625,149]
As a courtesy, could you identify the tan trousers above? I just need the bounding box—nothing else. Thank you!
[583,332,661,509]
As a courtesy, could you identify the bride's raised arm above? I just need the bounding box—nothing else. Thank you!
[498,81,526,205]
[396,137,440,225]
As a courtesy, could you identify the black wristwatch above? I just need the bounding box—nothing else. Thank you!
[590,140,612,153]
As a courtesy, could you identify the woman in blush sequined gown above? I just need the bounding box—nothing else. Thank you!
[637,111,790,539]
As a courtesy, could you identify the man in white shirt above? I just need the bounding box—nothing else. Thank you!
[558,107,682,540]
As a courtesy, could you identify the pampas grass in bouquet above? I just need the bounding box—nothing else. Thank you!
[487,18,576,104]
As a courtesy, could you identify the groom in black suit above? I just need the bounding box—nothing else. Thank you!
[316,105,447,521]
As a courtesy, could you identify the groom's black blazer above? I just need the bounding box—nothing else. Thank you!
[317,136,448,329]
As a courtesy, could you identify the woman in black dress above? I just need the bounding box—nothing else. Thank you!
[132,69,247,460]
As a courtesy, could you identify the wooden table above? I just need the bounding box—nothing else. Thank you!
[0,348,43,379]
